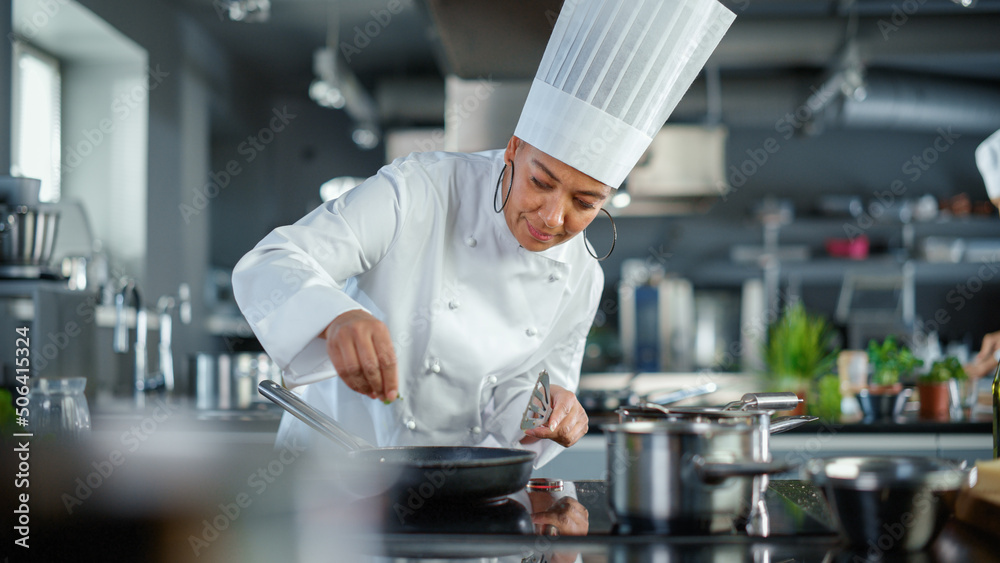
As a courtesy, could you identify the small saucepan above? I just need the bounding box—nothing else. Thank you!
[258,380,534,503]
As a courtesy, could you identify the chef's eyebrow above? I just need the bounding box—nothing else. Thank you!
[531,158,608,200]
[532,159,560,183]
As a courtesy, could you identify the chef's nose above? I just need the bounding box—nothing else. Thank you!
[538,197,565,229]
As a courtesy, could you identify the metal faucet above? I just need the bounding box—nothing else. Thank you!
[155,283,192,396]
[114,279,149,407]
[156,295,176,394]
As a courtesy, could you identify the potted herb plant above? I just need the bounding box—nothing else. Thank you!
[918,357,967,422]
[861,336,923,422]
[762,302,839,415]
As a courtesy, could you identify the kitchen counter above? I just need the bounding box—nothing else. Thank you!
[299,479,996,562]
[88,398,282,447]
[8,428,997,563]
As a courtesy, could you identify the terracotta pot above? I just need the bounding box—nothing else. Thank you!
[787,389,807,416]
[918,382,951,422]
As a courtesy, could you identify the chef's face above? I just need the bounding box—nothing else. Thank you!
[501,137,612,252]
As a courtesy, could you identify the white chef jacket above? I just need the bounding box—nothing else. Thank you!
[232,149,604,468]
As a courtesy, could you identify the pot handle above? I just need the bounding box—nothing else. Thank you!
[692,455,796,484]
[769,415,818,434]
[258,380,373,452]
[723,392,801,412]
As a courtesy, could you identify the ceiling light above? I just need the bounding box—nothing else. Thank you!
[312,47,382,150]
[611,191,631,208]
[320,177,366,201]
[309,80,345,109]
[221,0,270,23]
[352,126,380,150]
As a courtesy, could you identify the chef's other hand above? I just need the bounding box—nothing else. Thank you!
[523,385,588,447]
[966,330,1000,380]
[322,310,398,402]
[530,495,589,537]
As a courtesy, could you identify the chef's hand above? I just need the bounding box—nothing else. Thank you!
[528,493,590,537]
[522,385,588,447]
[322,309,399,402]
[966,330,1000,380]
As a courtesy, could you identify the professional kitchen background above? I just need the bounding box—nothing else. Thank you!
[1,0,999,404]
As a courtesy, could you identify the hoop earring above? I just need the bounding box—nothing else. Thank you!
[585,208,616,261]
[494,161,514,213]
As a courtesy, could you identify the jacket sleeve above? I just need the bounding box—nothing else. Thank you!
[231,164,410,387]
[485,264,605,469]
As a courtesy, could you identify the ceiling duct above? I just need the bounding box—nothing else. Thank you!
[830,70,1000,134]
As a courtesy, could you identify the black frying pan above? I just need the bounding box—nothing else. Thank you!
[258,380,534,502]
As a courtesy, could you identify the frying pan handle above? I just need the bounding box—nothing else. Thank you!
[258,379,373,452]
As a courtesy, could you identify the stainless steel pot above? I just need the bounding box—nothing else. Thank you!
[0,204,60,266]
[614,398,817,536]
[603,420,794,535]
[804,456,968,552]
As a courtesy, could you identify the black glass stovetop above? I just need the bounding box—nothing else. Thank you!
[356,480,997,563]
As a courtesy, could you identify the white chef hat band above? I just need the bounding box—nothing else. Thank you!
[514,0,736,188]
[514,79,652,189]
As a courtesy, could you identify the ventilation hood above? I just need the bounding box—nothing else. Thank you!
[621,126,729,216]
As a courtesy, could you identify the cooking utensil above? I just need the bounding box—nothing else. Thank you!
[618,404,818,435]
[614,403,816,536]
[0,204,60,266]
[0,176,42,206]
[520,370,552,430]
[258,380,535,502]
[578,379,718,414]
[603,420,795,534]
[805,456,968,552]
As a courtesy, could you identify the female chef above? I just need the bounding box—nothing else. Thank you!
[232,0,735,468]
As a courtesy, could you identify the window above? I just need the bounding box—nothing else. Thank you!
[11,40,61,202]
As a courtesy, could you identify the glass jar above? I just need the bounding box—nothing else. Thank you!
[28,377,92,440]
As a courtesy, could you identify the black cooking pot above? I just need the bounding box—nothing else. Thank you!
[258,380,534,503]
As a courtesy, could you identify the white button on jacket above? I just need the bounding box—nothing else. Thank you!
[232,150,603,468]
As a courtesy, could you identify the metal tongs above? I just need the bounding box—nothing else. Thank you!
[520,370,553,430]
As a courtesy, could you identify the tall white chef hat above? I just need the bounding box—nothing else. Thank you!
[976,128,1000,203]
[514,0,736,189]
